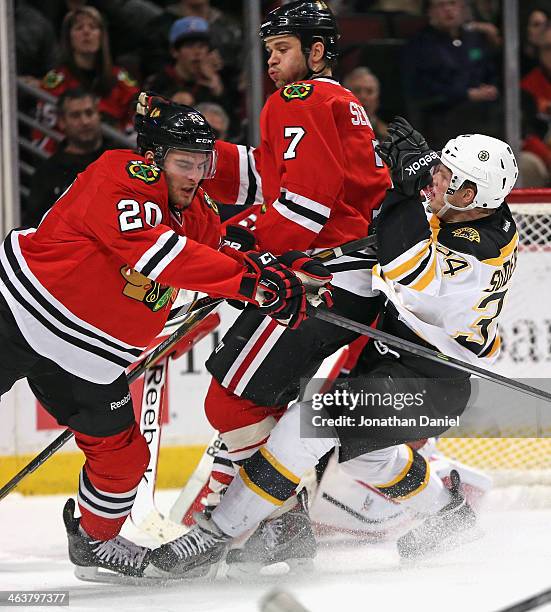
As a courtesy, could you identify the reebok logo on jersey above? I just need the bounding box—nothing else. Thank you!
[452,227,481,243]
[404,151,439,175]
[110,393,131,411]
[126,160,160,184]
[281,83,314,102]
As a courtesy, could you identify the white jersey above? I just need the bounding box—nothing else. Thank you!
[372,192,518,367]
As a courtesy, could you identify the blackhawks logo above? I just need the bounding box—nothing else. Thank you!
[203,192,219,215]
[281,82,314,102]
[126,160,160,184]
[452,227,481,243]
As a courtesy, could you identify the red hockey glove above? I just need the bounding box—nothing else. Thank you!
[237,251,307,329]
[278,251,334,309]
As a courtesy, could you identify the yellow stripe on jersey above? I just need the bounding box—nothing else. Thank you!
[485,334,501,358]
[410,247,437,291]
[259,446,301,484]
[239,466,284,506]
[383,240,431,281]
[482,232,519,266]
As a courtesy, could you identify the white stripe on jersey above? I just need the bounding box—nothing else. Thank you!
[221,317,273,388]
[134,230,187,281]
[274,190,331,234]
[237,144,250,206]
[248,147,263,204]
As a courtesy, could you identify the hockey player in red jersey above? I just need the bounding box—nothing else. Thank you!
[0,94,329,580]
[158,0,391,575]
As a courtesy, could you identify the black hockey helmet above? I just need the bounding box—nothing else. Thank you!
[135,92,217,177]
[259,1,339,64]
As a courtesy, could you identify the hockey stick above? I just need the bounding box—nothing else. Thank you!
[313,309,551,403]
[166,234,377,322]
[495,587,551,612]
[168,237,377,525]
[0,302,222,502]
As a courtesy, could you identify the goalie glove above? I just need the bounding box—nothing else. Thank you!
[278,251,334,309]
[375,116,439,198]
[238,251,307,330]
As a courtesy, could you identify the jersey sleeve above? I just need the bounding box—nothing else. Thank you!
[82,177,250,301]
[203,140,263,206]
[253,92,346,252]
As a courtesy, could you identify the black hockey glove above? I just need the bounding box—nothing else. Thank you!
[375,116,439,198]
[239,251,307,329]
[221,224,258,253]
[278,251,334,308]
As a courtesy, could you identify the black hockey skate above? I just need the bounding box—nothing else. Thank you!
[397,470,478,559]
[225,490,317,578]
[145,510,230,579]
[63,498,152,583]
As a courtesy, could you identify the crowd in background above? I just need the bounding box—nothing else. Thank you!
[14,0,551,223]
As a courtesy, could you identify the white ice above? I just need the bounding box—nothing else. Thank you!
[1,490,551,612]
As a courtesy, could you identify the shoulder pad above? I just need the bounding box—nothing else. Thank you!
[438,216,514,262]
[125,159,161,184]
[280,81,315,103]
[43,70,64,89]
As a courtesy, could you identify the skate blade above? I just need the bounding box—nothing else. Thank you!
[143,561,220,582]
[226,557,314,580]
[400,525,484,562]
[74,565,167,586]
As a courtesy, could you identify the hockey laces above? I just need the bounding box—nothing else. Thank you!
[169,525,223,560]
[91,536,149,568]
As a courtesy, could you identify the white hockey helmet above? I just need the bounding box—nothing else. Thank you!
[437,134,519,217]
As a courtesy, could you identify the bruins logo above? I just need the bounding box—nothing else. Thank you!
[126,160,160,184]
[203,192,219,215]
[452,227,481,243]
[478,150,490,162]
[281,82,314,102]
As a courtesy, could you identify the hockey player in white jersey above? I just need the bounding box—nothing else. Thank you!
[143,118,520,577]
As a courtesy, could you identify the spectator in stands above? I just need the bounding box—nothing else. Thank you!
[170,90,196,106]
[145,17,224,103]
[522,23,551,118]
[35,7,138,152]
[195,102,229,140]
[521,7,550,77]
[402,0,501,149]
[343,67,388,141]
[140,0,242,81]
[26,89,115,226]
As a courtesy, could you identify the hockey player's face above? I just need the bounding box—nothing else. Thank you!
[163,150,211,210]
[265,35,308,88]
[425,164,452,214]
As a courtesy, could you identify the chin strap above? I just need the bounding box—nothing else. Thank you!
[435,192,478,219]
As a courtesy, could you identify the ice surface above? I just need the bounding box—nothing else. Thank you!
[1,490,551,612]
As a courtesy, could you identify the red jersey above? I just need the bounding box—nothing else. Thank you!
[204,77,390,296]
[0,150,249,383]
[34,65,139,152]
[205,77,391,251]
[522,68,551,116]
